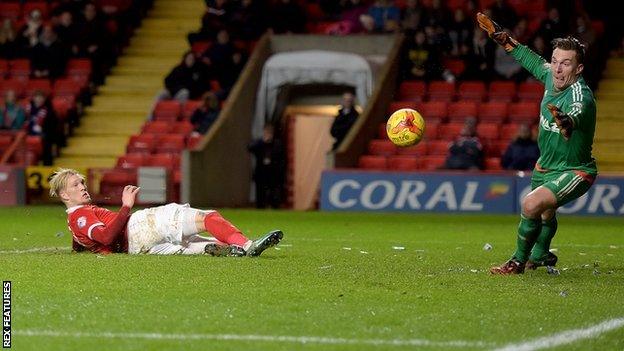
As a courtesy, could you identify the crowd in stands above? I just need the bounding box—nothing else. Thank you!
[1,0,153,165]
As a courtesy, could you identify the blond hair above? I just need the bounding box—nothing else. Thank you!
[49,168,85,198]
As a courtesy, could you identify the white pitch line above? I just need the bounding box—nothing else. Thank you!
[13,329,494,348]
[493,317,624,351]
[0,247,70,254]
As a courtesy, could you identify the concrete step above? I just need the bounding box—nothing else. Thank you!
[53,156,118,169]
[75,117,145,136]
[63,136,130,157]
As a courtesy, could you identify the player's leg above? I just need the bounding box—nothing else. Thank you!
[526,210,558,269]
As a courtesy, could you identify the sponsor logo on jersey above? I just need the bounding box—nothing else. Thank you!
[540,114,560,134]
[77,216,87,228]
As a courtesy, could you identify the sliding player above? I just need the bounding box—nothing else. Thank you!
[49,168,283,256]
[477,13,598,274]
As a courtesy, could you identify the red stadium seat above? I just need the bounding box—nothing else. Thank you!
[423,122,439,140]
[51,96,72,120]
[426,140,450,156]
[187,134,202,149]
[147,153,180,170]
[518,82,544,101]
[358,155,387,170]
[65,59,92,77]
[116,153,147,169]
[444,59,465,77]
[142,121,172,134]
[25,79,52,97]
[182,100,202,119]
[9,59,30,79]
[191,41,212,55]
[397,81,426,101]
[420,155,446,170]
[484,157,503,171]
[155,134,186,154]
[508,102,540,124]
[396,141,427,156]
[447,101,478,123]
[418,101,447,123]
[0,59,8,78]
[127,134,157,154]
[0,135,13,152]
[428,81,455,102]
[100,169,138,199]
[367,139,397,156]
[437,122,464,140]
[486,140,509,157]
[458,81,486,102]
[23,2,50,19]
[488,81,516,102]
[0,3,21,21]
[388,101,418,115]
[0,78,26,98]
[171,121,194,135]
[53,78,83,98]
[500,123,520,142]
[153,100,181,121]
[478,102,509,123]
[477,123,500,141]
[377,123,387,139]
[387,156,421,171]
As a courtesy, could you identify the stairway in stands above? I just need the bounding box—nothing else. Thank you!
[594,56,624,173]
[53,0,204,169]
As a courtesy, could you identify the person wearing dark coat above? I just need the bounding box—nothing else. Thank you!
[501,124,540,170]
[330,92,359,150]
[162,51,209,102]
[248,125,285,209]
[190,93,220,134]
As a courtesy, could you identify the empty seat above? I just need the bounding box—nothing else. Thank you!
[388,101,418,115]
[500,123,521,141]
[155,134,186,154]
[51,97,72,120]
[508,102,540,124]
[100,169,138,199]
[447,101,478,123]
[53,78,83,97]
[367,139,397,156]
[418,101,447,123]
[387,156,421,171]
[423,122,439,140]
[171,121,194,135]
[486,140,509,157]
[396,141,427,156]
[147,153,177,170]
[0,78,26,97]
[25,79,52,97]
[153,100,181,121]
[116,153,147,169]
[142,121,172,134]
[518,82,544,101]
[191,41,212,55]
[458,81,486,102]
[420,155,446,170]
[23,2,50,19]
[484,157,503,171]
[9,59,30,78]
[187,134,202,149]
[426,140,450,156]
[0,59,8,78]
[397,81,426,101]
[377,122,388,139]
[488,81,516,102]
[437,122,464,140]
[182,100,203,119]
[0,3,21,21]
[478,102,509,123]
[127,134,156,154]
[65,59,92,77]
[477,123,500,141]
[428,81,455,102]
[358,155,387,170]
[444,59,465,77]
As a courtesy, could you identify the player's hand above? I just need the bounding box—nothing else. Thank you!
[547,104,573,140]
[121,185,140,208]
[476,12,518,52]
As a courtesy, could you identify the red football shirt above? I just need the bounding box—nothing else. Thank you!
[67,205,129,254]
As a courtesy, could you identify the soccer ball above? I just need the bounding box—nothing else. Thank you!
[386,108,425,147]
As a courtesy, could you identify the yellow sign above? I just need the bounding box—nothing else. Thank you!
[26,167,87,190]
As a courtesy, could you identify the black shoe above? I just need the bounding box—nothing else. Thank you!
[204,243,246,257]
[526,252,558,270]
[246,230,283,257]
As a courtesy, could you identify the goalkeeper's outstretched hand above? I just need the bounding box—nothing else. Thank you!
[547,104,574,140]
[476,12,518,52]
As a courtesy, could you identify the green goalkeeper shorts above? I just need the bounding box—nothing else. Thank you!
[531,170,595,207]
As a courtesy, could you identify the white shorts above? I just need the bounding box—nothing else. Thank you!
[126,203,200,254]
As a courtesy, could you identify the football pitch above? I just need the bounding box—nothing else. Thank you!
[1,206,623,351]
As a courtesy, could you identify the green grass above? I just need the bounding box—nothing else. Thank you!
[1,206,623,350]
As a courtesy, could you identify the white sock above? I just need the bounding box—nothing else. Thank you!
[243,240,253,251]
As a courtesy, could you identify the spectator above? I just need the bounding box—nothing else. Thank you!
[340,0,368,34]
[218,50,247,93]
[25,91,57,165]
[501,124,539,170]
[30,26,68,79]
[493,44,524,81]
[443,117,483,170]
[536,8,566,44]
[531,35,550,59]
[0,90,26,130]
[229,0,267,41]
[248,124,285,209]
[424,0,451,29]
[511,17,530,44]
[17,9,44,53]
[461,29,495,80]
[489,0,518,30]
[75,2,111,84]
[404,30,442,80]
[54,10,79,55]
[0,19,18,59]
[330,91,359,150]
[574,14,596,47]
[448,8,472,56]
[190,92,220,135]
[367,0,401,33]
[401,0,426,33]
[269,0,306,34]
[160,51,209,104]
[201,29,235,84]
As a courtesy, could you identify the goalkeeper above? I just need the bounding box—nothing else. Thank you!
[476,13,598,274]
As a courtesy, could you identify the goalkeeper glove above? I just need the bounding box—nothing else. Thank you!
[547,104,574,140]
[476,12,518,52]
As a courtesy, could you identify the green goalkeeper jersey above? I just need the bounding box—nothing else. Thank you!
[510,44,597,176]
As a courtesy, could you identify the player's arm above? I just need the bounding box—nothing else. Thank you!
[476,12,549,83]
[90,185,139,246]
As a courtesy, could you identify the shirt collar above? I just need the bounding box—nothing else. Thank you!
[66,205,85,214]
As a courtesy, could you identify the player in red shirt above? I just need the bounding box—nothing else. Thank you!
[49,168,283,256]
